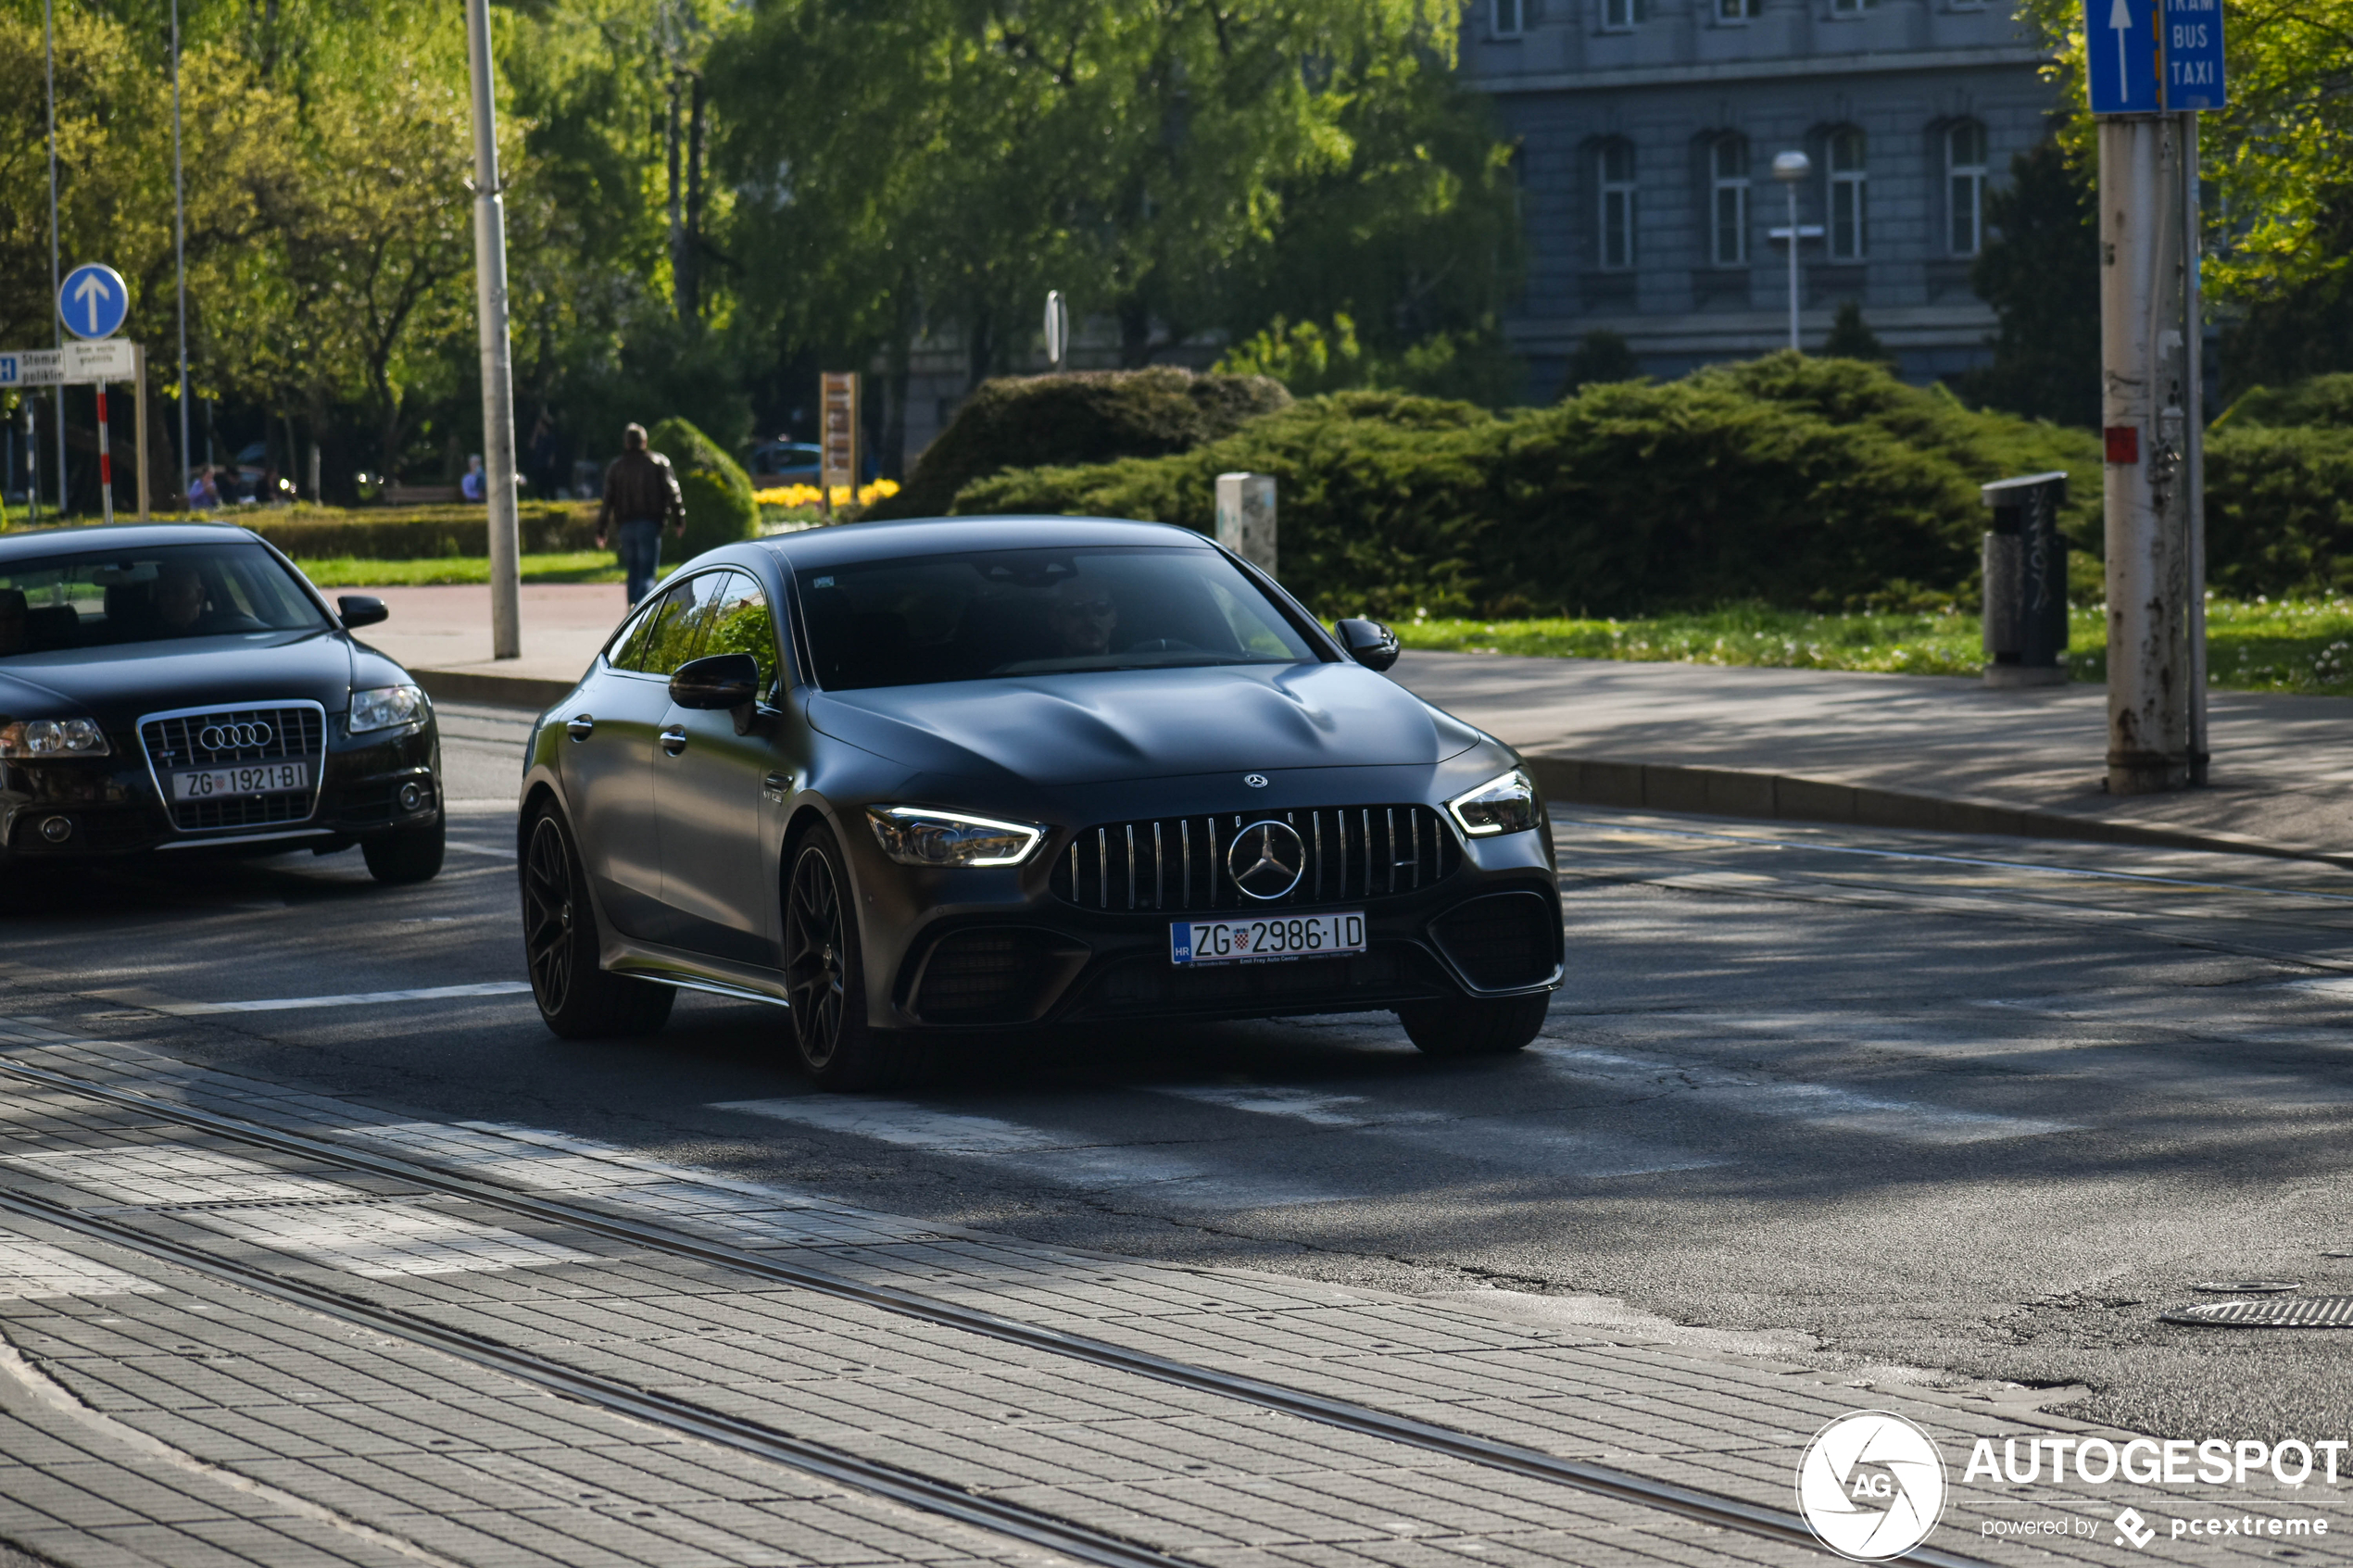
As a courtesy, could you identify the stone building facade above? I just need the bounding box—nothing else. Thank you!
[1459,0,2058,390]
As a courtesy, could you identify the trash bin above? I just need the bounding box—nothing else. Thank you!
[1981,471,2069,688]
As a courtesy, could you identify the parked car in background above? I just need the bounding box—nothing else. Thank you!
[747,441,823,486]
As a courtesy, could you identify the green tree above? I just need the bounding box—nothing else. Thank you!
[1821,302,1894,366]
[1957,140,2100,427]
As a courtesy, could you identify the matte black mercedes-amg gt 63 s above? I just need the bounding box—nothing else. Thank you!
[519,517,1561,1087]
[0,523,444,883]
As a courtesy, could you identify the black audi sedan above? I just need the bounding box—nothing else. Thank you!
[519,516,1561,1087]
[0,522,444,882]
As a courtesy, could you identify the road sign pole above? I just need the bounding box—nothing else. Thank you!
[465,0,522,660]
[171,0,190,512]
[134,342,150,521]
[94,382,114,525]
[2099,115,2194,794]
[44,0,65,516]
[2182,110,2208,784]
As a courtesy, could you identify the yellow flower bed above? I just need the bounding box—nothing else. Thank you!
[753,479,900,508]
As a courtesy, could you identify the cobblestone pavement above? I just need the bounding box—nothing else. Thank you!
[0,1020,2344,1568]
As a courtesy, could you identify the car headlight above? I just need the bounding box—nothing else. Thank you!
[1446,767,1538,837]
[349,684,427,734]
[867,806,1045,867]
[0,718,110,758]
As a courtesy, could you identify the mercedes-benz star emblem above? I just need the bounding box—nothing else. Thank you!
[1243,773,1269,788]
[1227,820,1305,901]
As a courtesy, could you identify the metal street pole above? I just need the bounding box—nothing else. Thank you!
[2098,115,2193,794]
[1771,151,1810,353]
[171,0,190,513]
[2182,111,2208,784]
[464,0,522,660]
[44,0,66,516]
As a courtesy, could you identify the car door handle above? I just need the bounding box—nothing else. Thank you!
[660,726,688,756]
[764,771,791,792]
[566,714,595,741]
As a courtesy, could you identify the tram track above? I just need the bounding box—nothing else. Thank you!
[0,1054,1999,1568]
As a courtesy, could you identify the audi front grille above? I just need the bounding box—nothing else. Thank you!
[1050,805,1458,912]
[137,701,328,833]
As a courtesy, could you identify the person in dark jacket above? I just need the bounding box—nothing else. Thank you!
[596,424,687,606]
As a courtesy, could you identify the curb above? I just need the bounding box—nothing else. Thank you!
[1522,755,2353,871]
[412,668,577,711]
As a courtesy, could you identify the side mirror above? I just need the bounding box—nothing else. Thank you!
[337,595,389,630]
[1333,617,1400,673]
[669,651,762,712]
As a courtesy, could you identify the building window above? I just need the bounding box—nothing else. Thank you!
[1711,135,1750,265]
[1946,120,1987,256]
[1598,141,1638,270]
[1827,129,1868,259]
[1493,0,1526,36]
[1829,0,1879,14]
[1601,0,1645,31]
[1717,0,1762,19]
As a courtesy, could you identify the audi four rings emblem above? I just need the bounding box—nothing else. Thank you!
[198,721,274,751]
[1227,820,1306,900]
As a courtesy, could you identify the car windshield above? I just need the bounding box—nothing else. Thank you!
[798,545,1319,691]
[0,541,329,658]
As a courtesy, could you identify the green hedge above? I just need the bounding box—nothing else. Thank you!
[864,367,1291,521]
[2205,424,2353,596]
[960,356,2104,618]
[240,504,602,559]
[649,417,759,558]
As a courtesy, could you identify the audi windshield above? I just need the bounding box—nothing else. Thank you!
[797,546,1319,691]
[0,542,329,658]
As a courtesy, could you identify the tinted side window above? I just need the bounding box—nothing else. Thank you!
[701,571,780,692]
[618,577,708,675]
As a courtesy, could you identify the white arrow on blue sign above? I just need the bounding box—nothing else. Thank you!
[57,262,130,342]
[2086,0,2225,112]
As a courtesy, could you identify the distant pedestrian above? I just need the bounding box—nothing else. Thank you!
[460,454,485,502]
[596,423,686,607]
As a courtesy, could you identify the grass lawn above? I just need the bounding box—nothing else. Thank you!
[1394,598,2353,698]
[294,551,628,586]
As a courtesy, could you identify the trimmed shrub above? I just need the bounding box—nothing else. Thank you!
[2225,374,2353,430]
[648,417,759,559]
[2205,424,2353,596]
[958,355,2108,619]
[210,504,598,559]
[865,367,1290,521]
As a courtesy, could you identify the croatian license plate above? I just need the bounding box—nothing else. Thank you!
[172,761,308,800]
[1171,910,1365,967]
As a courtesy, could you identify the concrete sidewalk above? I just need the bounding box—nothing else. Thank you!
[355,582,2353,866]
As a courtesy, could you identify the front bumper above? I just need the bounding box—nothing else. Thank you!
[0,720,441,859]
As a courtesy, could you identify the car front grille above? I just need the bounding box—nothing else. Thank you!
[1051,805,1458,913]
[138,702,327,834]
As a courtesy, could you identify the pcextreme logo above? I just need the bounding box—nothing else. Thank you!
[1795,1411,1950,1562]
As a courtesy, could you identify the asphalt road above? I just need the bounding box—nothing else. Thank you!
[6,697,2353,1449]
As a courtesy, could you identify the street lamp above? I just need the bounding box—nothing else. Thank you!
[1771,151,1811,353]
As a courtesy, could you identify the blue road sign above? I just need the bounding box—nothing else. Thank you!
[2087,0,2161,114]
[57,263,129,341]
[2162,0,2226,109]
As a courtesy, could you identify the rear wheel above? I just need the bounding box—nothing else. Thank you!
[362,814,445,884]
[1399,992,1551,1057]
[784,823,922,1090]
[521,808,673,1038]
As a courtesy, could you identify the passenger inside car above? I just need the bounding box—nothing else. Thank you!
[0,590,23,656]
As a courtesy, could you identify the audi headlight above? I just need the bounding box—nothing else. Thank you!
[1446,767,1538,837]
[867,807,1045,867]
[349,684,427,734]
[0,718,110,758]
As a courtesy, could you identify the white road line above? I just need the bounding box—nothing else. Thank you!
[150,982,533,1015]
[443,839,517,859]
[713,1096,1344,1208]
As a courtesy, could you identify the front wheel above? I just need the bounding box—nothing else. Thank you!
[784,824,922,1091]
[521,808,673,1039]
[362,814,445,884]
[1399,992,1551,1058]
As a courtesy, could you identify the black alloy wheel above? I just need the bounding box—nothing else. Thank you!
[521,809,673,1039]
[783,823,919,1090]
[1397,992,1551,1057]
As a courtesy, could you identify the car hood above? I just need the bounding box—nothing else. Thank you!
[0,631,362,722]
[807,661,1487,785]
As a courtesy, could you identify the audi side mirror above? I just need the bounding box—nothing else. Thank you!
[669,652,762,713]
[337,595,389,630]
[1334,618,1400,672]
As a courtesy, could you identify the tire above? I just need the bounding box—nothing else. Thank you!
[1399,992,1551,1058]
[362,813,446,884]
[784,823,923,1091]
[520,808,674,1039]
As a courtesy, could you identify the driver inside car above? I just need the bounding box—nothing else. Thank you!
[0,589,24,657]
[1046,578,1119,658]
[153,559,209,633]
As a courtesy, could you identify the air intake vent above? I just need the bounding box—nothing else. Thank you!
[1429,891,1560,991]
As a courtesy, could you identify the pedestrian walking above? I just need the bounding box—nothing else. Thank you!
[596,423,686,607]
